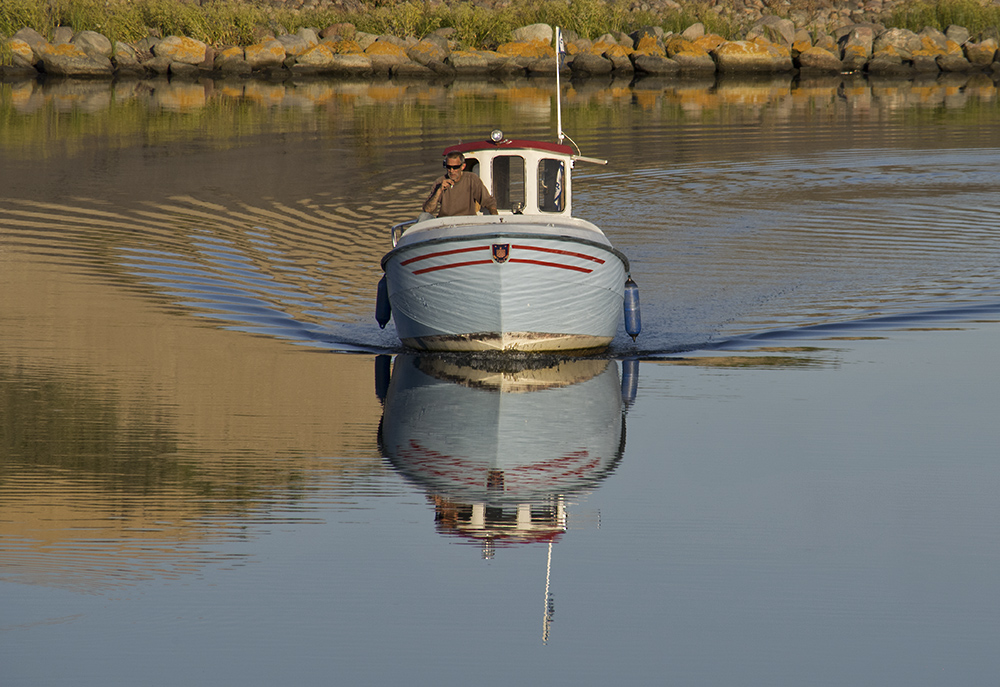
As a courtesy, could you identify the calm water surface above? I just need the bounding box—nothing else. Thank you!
[2,74,999,686]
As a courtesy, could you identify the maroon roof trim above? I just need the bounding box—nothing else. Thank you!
[443,139,574,156]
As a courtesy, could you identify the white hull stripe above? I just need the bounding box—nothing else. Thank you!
[403,243,604,275]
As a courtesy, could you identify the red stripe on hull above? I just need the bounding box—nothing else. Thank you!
[509,259,593,273]
[511,244,605,264]
[401,245,490,266]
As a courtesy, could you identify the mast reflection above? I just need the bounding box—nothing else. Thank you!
[377,354,629,555]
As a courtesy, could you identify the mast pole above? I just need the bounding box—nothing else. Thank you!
[555,26,564,144]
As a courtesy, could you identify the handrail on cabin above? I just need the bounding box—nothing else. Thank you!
[391,219,419,247]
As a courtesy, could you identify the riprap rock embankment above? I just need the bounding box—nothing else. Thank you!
[3,18,999,81]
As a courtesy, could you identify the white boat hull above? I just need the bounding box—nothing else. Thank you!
[381,356,624,504]
[382,220,628,352]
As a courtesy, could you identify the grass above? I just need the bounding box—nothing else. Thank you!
[890,0,1000,35]
[0,0,768,49]
[2,0,999,53]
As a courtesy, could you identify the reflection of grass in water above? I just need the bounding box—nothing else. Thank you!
[0,366,309,505]
[0,82,324,157]
[5,75,1000,162]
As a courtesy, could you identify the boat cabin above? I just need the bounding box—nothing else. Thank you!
[444,131,582,217]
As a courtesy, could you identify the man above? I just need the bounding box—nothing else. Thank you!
[422,152,498,217]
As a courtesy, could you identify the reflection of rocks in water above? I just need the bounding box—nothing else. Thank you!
[379,354,628,554]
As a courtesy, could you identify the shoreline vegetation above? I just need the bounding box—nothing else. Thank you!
[2,0,1000,80]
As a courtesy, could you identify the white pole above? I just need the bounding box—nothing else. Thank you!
[542,540,554,644]
[555,27,564,144]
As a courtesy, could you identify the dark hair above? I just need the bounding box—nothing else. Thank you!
[445,152,465,163]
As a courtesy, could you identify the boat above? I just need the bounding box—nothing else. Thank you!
[375,130,640,353]
[375,31,639,353]
[378,354,626,508]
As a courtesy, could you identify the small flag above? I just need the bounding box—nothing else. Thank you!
[556,27,566,56]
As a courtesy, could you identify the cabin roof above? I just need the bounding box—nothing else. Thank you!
[444,139,574,157]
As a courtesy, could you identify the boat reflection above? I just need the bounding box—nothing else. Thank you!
[377,354,631,557]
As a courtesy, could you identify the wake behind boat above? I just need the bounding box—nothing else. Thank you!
[376,130,641,353]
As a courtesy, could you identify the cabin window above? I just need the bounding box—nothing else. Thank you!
[538,159,565,212]
[463,157,479,175]
[492,155,525,211]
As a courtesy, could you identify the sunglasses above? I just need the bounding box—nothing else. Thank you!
[443,163,463,169]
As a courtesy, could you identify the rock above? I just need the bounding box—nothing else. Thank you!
[839,26,874,71]
[526,56,566,75]
[633,35,666,57]
[12,28,47,62]
[112,41,146,75]
[665,38,715,72]
[6,38,37,68]
[682,23,706,40]
[422,33,451,54]
[214,47,252,76]
[408,38,449,66]
[815,33,838,53]
[52,27,74,44]
[665,36,694,57]
[602,45,634,72]
[354,31,378,51]
[391,61,437,78]
[134,36,159,60]
[496,39,553,62]
[711,40,793,73]
[154,36,207,65]
[630,26,664,45]
[632,54,680,75]
[512,23,553,44]
[569,52,613,75]
[614,31,634,49]
[169,62,201,78]
[918,27,949,52]
[38,43,113,77]
[867,47,912,74]
[964,39,997,67]
[448,50,491,74]
[0,64,39,80]
[142,55,172,75]
[277,34,312,56]
[937,53,974,72]
[746,16,796,47]
[245,40,286,70]
[796,46,842,72]
[672,51,716,73]
[911,54,940,72]
[569,38,594,55]
[364,41,410,74]
[72,30,112,58]
[873,28,921,59]
[297,28,320,47]
[291,48,373,76]
[945,25,970,46]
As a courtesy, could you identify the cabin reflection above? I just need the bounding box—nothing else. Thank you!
[377,354,630,557]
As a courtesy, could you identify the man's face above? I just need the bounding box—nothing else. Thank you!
[444,157,465,181]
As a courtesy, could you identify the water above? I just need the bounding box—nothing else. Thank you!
[2,74,999,686]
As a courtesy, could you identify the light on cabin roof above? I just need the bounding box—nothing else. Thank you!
[490,129,504,144]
